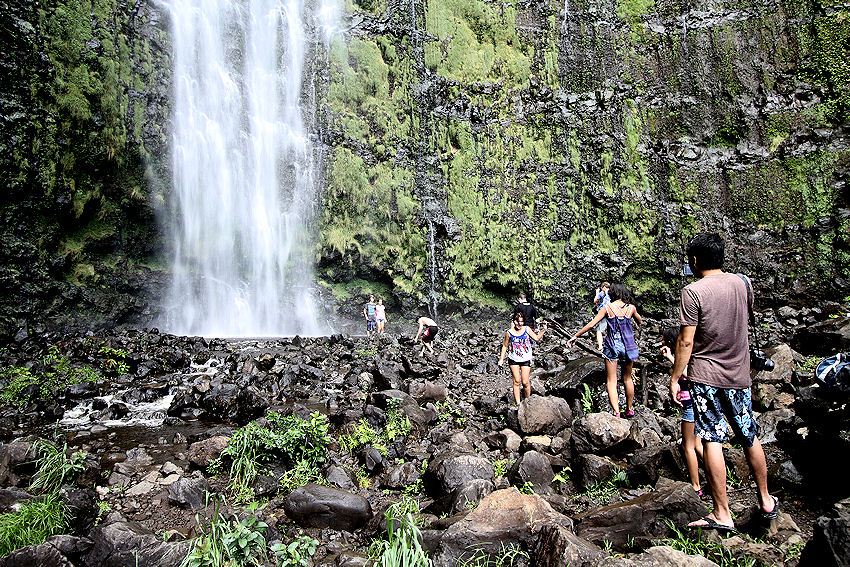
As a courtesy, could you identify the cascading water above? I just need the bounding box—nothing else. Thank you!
[162,0,337,337]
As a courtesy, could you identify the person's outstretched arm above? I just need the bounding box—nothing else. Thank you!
[498,332,510,365]
[567,309,607,346]
[671,325,696,405]
[414,320,424,340]
[528,323,546,342]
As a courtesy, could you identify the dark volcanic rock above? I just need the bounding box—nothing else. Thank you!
[82,521,191,567]
[284,484,372,531]
[517,395,572,435]
[167,477,211,510]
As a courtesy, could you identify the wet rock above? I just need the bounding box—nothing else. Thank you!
[0,487,33,513]
[114,448,154,476]
[0,442,35,487]
[546,357,604,398]
[380,461,420,490]
[202,384,268,424]
[509,450,554,489]
[517,395,572,435]
[531,523,604,567]
[82,521,192,567]
[167,477,211,510]
[799,510,850,567]
[284,484,372,531]
[360,446,385,474]
[595,545,720,566]
[373,357,405,390]
[0,535,92,567]
[62,487,99,534]
[326,465,355,489]
[577,454,619,490]
[187,436,229,468]
[484,429,522,452]
[425,451,494,496]
[574,479,709,549]
[65,382,99,399]
[431,488,573,566]
[793,317,850,355]
[448,478,494,515]
[571,413,632,454]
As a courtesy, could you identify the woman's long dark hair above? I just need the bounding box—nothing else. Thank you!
[607,283,633,305]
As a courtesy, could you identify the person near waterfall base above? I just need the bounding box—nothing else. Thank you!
[363,295,377,337]
[415,316,439,356]
[661,326,704,496]
[567,283,642,417]
[375,298,387,335]
[499,311,546,405]
[673,232,777,533]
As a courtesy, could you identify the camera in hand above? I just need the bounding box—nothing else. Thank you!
[750,349,775,372]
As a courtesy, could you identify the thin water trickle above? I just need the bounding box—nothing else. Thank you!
[161,0,337,337]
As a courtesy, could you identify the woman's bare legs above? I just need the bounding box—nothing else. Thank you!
[604,359,620,415]
[510,364,523,404]
[621,360,635,413]
[521,365,532,400]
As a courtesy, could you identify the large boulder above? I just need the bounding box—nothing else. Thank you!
[202,384,268,424]
[594,545,720,566]
[509,450,554,489]
[167,477,211,510]
[187,436,229,468]
[546,357,604,398]
[574,479,709,549]
[82,521,192,567]
[799,511,850,567]
[425,451,494,496]
[114,448,154,476]
[571,413,632,454]
[0,535,92,567]
[284,484,372,532]
[518,395,572,435]
[0,443,35,487]
[431,488,575,567]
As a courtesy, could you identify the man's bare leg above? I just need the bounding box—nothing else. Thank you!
[744,436,775,514]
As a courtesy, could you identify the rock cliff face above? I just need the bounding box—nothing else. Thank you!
[0,0,172,336]
[318,0,850,315]
[0,0,848,336]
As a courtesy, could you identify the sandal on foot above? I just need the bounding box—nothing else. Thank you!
[687,516,738,534]
[626,409,635,417]
[760,496,779,521]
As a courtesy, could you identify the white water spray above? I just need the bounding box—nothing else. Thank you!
[162,0,336,336]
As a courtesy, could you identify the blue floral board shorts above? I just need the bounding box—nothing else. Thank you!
[691,383,757,446]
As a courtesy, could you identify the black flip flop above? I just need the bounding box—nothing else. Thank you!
[687,516,739,534]
[760,496,780,521]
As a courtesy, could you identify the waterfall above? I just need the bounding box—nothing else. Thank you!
[162,0,335,337]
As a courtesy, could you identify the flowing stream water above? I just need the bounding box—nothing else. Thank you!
[163,0,337,337]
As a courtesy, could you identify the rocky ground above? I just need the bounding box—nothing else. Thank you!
[0,302,849,567]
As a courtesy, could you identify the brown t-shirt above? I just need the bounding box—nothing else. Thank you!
[679,272,753,389]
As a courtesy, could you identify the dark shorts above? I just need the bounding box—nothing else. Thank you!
[366,318,377,332]
[508,359,531,367]
[602,336,638,363]
[691,383,757,446]
[422,325,438,343]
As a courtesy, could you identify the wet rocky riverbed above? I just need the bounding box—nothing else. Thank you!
[1,303,849,566]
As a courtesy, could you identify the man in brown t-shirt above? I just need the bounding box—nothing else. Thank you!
[671,233,778,533]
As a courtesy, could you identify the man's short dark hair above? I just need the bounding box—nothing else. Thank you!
[687,233,725,271]
[518,292,526,302]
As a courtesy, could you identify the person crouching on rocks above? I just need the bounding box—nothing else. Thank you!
[567,283,642,417]
[499,311,546,405]
[414,316,439,356]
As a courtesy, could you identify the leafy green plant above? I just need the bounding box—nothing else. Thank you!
[799,356,820,374]
[279,459,327,494]
[339,418,386,454]
[435,400,465,426]
[370,513,431,567]
[580,383,594,414]
[98,346,130,375]
[491,459,511,478]
[1,346,99,407]
[95,500,111,526]
[0,493,68,556]
[353,465,372,489]
[727,467,744,489]
[220,412,329,501]
[30,439,87,494]
[661,520,756,566]
[552,468,571,485]
[385,399,412,441]
[457,543,529,567]
[271,535,319,567]
[181,500,270,567]
[517,482,535,495]
[576,468,630,509]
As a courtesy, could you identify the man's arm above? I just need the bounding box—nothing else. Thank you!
[414,320,423,340]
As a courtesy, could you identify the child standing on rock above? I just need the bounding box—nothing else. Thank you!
[498,311,546,405]
[662,326,704,496]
